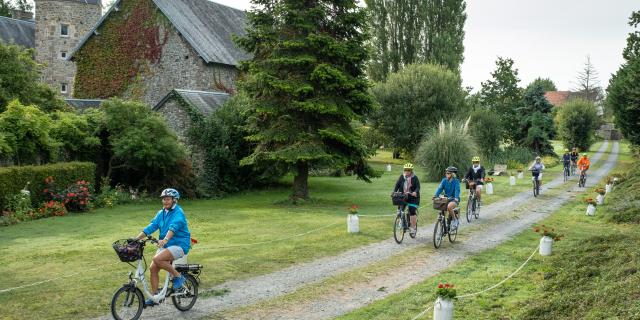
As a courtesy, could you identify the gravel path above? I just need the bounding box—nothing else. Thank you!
[102,141,616,320]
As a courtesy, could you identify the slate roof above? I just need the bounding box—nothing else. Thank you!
[154,89,230,116]
[0,16,35,48]
[65,98,104,111]
[69,0,250,66]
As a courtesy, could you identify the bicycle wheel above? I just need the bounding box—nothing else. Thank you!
[449,217,458,243]
[393,214,405,244]
[172,274,198,311]
[473,198,479,219]
[533,180,538,197]
[409,212,417,239]
[563,168,568,181]
[111,285,143,320]
[433,217,444,249]
[466,196,473,223]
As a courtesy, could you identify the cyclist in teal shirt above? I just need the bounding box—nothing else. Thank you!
[136,188,191,306]
[433,167,461,229]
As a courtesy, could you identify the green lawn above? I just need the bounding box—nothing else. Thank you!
[338,140,633,320]
[0,144,607,319]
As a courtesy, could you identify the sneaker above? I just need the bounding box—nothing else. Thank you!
[145,298,156,307]
[173,275,186,290]
[409,227,416,236]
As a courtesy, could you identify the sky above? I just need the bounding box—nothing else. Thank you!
[213,0,637,92]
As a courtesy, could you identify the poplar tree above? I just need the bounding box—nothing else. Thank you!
[236,0,376,200]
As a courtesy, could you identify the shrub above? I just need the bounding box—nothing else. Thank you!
[468,109,501,155]
[416,119,478,182]
[542,156,559,168]
[4,188,33,221]
[49,111,101,162]
[0,100,57,164]
[555,99,599,151]
[0,162,95,209]
[371,63,467,156]
[605,162,640,223]
[36,201,67,218]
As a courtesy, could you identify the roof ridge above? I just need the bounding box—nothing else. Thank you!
[0,16,35,24]
[174,89,230,95]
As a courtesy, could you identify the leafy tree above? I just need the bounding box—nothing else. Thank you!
[235,0,377,200]
[573,55,604,103]
[0,0,13,17]
[0,100,57,165]
[0,43,65,113]
[479,57,522,142]
[49,111,101,162]
[606,11,640,146]
[555,99,599,151]
[468,108,501,155]
[14,0,31,12]
[518,84,555,155]
[365,0,466,81]
[370,63,466,156]
[526,77,557,92]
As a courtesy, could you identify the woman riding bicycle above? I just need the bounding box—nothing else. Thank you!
[577,153,590,175]
[464,156,485,207]
[135,188,191,306]
[392,163,420,236]
[562,149,571,173]
[433,166,461,230]
[528,156,545,183]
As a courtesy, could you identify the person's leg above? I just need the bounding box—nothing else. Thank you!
[409,206,417,230]
[149,261,160,294]
[447,201,456,220]
[152,249,180,278]
[476,185,482,202]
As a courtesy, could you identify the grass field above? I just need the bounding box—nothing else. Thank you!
[0,143,603,319]
[338,141,633,320]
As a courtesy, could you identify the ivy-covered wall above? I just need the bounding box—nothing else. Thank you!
[73,0,239,107]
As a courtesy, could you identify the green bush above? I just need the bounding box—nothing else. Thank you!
[416,119,478,182]
[483,146,534,172]
[0,100,57,164]
[0,162,95,209]
[469,109,501,155]
[555,99,599,151]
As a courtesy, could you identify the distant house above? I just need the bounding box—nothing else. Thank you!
[543,91,574,107]
[69,0,248,107]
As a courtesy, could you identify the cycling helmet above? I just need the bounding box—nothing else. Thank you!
[564,149,569,152]
[159,188,180,199]
[535,156,541,160]
[403,163,414,170]
[472,156,480,162]
[445,166,458,173]
[582,153,588,157]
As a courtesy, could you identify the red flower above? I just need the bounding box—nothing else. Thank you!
[438,283,444,288]
[445,283,451,288]
[191,238,198,244]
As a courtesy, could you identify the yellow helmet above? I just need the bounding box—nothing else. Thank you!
[403,163,414,170]
[472,156,480,162]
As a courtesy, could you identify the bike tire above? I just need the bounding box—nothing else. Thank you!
[172,274,198,311]
[448,218,458,243]
[111,285,144,320]
[533,180,538,197]
[433,218,444,249]
[466,196,473,223]
[473,198,479,219]
[393,214,405,244]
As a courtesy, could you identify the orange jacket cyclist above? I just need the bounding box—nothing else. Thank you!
[577,153,590,173]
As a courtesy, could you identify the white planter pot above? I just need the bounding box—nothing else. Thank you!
[509,176,516,186]
[385,164,392,172]
[347,214,359,233]
[596,194,605,205]
[517,171,524,179]
[605,184,612,194]
[539,236,553,256]
[486,183,494,195]
[433,297,454,320]
[586,204,596,216]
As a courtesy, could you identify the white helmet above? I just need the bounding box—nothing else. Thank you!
[159,188,180,200]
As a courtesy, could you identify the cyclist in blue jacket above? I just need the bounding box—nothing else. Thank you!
[135,188,191,306]
[433,166,461,229]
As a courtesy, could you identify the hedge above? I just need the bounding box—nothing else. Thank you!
[0,162,96,209]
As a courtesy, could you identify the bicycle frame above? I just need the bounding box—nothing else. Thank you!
[128,252,189,304]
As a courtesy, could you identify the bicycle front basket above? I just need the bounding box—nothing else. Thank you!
[391,192,407,205]
[433,198,449,211]
[112,239,144,262]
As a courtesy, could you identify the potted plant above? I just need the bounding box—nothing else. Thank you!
[585,198,597,216]
[533,224,564,256]
[434,282,456,320]
[484,177,494,195]
[594,188,606,205]
[516,165,524,179]
[509,172,516,186]
[604,176,613,193]
[347,204,359,233]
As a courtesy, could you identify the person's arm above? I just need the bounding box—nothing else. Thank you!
[413,176,420,196]
[454,179,461,202]
[464,168,471,180]
[140,212,160,239]
[393,176,402,193]
[479,167,485,181]
[434,179,444,198]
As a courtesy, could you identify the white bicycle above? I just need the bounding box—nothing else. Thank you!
[111,236,202,320]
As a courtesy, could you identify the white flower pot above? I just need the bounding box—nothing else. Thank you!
[510,176,516,186]
[586,204,596,216]
[486,183,494,195]
[539,236,553,256]
[433,297,454,320]
[596,194,605,205]
[347,214,359,233]
[605,184,612,194]
[385,164,392,172]
[517,171,524,179]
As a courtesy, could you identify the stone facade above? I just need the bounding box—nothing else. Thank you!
[158,98,191,144]
[133,25,238,107]
[35,0,101,97]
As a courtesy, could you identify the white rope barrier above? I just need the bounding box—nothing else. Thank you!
[410,244,540,319]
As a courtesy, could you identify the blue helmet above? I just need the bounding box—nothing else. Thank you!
[159,188,180,199]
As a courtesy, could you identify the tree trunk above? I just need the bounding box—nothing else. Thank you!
[292,161,309,200]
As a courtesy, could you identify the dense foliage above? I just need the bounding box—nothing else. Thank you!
[365,0,467,81]
[479,57,523,142]
[416,120,477,182]
[525,77,557,92]
[468,109,501,155]
[0,43,65,112]
[605,161,640,223]
[517,84,555,155]
[0,100,57,164]
[555,99,599,151]
[371,63,466,156]
[606,11,640,146]
[236,0,377,199]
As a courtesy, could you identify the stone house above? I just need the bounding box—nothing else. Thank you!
[68,0,248,108]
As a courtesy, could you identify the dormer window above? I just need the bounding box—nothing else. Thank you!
[60,24,69,37]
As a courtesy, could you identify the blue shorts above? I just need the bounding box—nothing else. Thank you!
[157,246,184,260]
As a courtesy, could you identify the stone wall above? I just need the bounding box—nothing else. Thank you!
[35,0,101,97]
[131,24,238,107]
